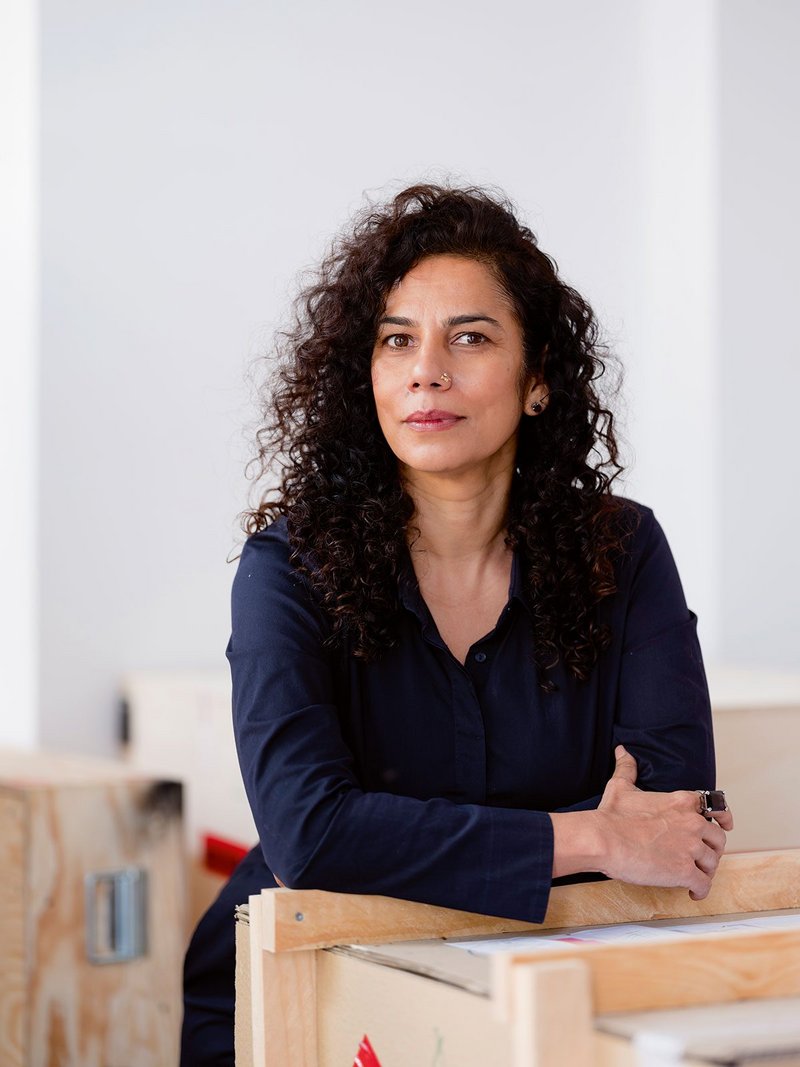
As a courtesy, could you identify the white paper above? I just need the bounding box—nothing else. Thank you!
[445,913,800,956]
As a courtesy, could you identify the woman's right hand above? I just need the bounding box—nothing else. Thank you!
[550,746,733,900]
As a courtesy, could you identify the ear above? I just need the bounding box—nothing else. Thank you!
[523,380,549,416]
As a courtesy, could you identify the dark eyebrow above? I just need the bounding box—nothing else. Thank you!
[377,316,416,327]
[376,314,504,329]
[445,314,503,329]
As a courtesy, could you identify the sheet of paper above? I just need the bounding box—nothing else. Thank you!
[446,924,684,955]
[666,913,800,936]
[445,913,800,956]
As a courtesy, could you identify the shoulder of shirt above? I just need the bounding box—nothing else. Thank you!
[611,495,655,536]
[241,513,290,551]
[235,515,318,595]
[607,495,669,572]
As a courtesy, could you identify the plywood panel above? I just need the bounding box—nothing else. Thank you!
[0,791,27,1067]
[26,779,184,1067]
[316,949,510,1067]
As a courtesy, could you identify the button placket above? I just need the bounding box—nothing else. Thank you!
[449,666,487,804]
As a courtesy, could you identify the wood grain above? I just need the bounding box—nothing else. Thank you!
[249,893,318,1067]
[510,959,593,1067]
[542,849,800,930]
[0,792,26,1067]
[494,925,800,1017]
[0,752,185,1067]
[259,850,800,952]
[235,910,254,1067]
[247,893,268,1067]
[316,948,510,1067]
[26,780,185,1067]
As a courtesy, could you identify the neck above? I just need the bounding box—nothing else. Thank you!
[402,460,515,563]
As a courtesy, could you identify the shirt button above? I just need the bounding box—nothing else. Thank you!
[474,652,487,663]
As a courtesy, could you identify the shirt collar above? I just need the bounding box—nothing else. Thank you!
[398,544,535,622]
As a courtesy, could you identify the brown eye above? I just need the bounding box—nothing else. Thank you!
[453,332,486,346]
[385,334,411,349]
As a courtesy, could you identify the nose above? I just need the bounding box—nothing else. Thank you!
[408,338,452,391]
[410,372,452,391]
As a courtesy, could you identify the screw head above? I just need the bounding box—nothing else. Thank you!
[295,912,304,922]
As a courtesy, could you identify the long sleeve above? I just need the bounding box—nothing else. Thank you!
[546,506,714,814]
[228,525,555,923]
[613,508,715,792]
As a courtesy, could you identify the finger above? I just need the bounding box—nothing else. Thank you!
[701,821,727,854]
[711,808,734,832]
[694,792,734,831]
[676,789,706,811]
[611,745,638,786]
[688,867,713,900]
[692,841,722,878]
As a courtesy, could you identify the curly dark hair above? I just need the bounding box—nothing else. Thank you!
[245,183,633,685]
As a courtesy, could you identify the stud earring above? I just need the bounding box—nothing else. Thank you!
[529,390,550,415]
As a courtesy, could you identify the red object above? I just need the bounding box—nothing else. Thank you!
[352,1034,383,1067]
[203,834,249,877]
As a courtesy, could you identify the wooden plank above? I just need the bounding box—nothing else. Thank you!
[247,893,268,1067]
[510,960,593,1067]
[260,850,800,952]
[494,926,800,1017]
[235,909,254,1067]
[0,746,148,784]
[261,886,545,953]
[0,791,27,1067]
[596,995,800,1063]
[542,849,800,930]
[249,893,318,1067]
[593,1030,718,1067]
[261,950,317,1067]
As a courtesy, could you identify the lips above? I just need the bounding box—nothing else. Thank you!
[404,409,465,431]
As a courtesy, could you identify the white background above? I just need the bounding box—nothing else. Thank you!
[2,0,798,753]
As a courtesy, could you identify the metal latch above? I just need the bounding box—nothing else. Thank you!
[84,867,148,964]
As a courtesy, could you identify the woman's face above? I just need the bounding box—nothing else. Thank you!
[371,254,540,482]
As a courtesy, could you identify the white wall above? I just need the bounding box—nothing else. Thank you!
[626,0,720,653]
[39,1,267,751]
[0,0,38,747]
[717,1,800,670]
[34,0,799,754]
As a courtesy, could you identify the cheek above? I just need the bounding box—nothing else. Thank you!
[370,366,394,428]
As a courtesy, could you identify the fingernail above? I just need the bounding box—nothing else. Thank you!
[615,745,625,757]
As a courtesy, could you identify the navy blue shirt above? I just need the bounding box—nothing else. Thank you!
[228,501,714,924]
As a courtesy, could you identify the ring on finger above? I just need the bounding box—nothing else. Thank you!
[697,789,727,819]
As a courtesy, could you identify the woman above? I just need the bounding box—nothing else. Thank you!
[181,184,732,1065]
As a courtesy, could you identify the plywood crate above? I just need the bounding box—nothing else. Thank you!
[0,748,185,1067]
[237,850,800,1067]
[119,669,255,925]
